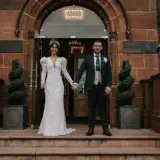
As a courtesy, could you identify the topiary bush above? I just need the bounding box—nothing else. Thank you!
[7,60,26,105]
[116,60,135,106]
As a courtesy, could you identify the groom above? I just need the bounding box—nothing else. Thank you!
[72,40,112,136]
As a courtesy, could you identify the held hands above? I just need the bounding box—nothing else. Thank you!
[105,86,112,95]
[71,84,78,91]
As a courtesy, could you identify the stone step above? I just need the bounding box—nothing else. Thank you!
[0,147,160,160]
[0,135,160,147]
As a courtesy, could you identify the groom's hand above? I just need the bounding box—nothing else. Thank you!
[105,86,112,95]
[41,83,45,89]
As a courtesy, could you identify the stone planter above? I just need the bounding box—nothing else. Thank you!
[3,105,28,130]
[118,105,140,129]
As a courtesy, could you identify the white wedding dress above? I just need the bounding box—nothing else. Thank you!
[38,56,75,136]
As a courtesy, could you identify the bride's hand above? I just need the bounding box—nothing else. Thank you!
[41,83,45,89]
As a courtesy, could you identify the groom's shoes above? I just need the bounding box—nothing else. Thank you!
[103,127,112,136]
[86,128,94,136]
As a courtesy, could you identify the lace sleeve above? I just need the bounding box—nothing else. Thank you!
[61,57,73,86]
[40,57,47,84]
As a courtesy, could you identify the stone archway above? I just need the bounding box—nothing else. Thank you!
[16,0,128,82]
[15,0,129,126]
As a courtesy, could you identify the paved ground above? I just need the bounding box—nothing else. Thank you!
[0,124,160,138]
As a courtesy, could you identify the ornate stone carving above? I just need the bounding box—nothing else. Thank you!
[28,31,34,39]
[14,29,20,37]
[109,32,117,41]
[125,30,131,39]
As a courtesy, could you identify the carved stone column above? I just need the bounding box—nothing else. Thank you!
[109,32,118,84]
[107,32,118,127]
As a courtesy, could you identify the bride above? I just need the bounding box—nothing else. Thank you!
[38,39,75,136]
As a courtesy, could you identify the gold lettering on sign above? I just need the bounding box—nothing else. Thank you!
[69,40,85,54]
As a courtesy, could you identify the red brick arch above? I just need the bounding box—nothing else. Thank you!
[16,0,128,85]
[17,0,127,37]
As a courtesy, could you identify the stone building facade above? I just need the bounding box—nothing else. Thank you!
[0,0,158,127]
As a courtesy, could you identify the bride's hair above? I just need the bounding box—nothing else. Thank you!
[49,39,60,49]
[49,39,60,55]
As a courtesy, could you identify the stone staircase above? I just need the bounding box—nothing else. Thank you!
[0,125,160,160]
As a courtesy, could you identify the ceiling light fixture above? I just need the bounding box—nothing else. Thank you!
[62,7,85,20]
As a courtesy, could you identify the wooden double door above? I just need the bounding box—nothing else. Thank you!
[32,38,108,126]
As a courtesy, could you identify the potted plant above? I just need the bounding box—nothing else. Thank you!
[116,60,140,129]
[3,60,28,129]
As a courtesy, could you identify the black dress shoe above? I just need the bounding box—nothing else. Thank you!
[86,128,94,136]
[103,129,112,136]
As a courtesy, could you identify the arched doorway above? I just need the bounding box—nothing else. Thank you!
[34,6,109,125]
[15,0,128,127]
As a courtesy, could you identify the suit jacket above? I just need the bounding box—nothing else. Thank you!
[74,54,112,91]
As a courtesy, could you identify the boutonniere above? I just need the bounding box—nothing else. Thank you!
[102,57,108,63]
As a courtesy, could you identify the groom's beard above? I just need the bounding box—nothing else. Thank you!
[94,50,100,54]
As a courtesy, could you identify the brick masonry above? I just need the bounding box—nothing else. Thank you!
[0,0,159,127]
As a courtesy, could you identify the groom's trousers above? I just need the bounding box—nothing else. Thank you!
[87,83,108,129]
